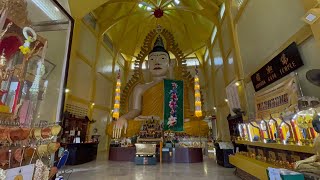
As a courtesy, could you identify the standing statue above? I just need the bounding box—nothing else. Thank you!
[113,36,170,138]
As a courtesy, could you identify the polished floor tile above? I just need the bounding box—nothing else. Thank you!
[64,152,240,180]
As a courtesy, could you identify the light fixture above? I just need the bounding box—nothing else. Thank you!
[91,102,95,106]
[147,6,152,11]
[235,81,240,86]
[31,0,64,20]
[65,88,70,93]
[168,4,173,8]
[112,70,121,120]
[225,99,229,102]
[138,3,143,8]
[194,66,202,117]
[213,107,217,110]
[174,0,180,5]
[302,8,320,25]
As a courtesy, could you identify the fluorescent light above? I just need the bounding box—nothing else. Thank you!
[65,89,70,93]
[31,0,64,20]
[211,27,217,43]
[228,56,234,64]
[306,13,317,22]
[220,3,225,19]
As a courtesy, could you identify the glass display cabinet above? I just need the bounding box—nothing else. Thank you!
[0,0,73,126]
[0,0,73,176]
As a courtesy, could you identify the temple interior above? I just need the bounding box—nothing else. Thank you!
[1,0,320,179]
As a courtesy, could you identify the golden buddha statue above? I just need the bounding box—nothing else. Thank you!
[107,36,208,138]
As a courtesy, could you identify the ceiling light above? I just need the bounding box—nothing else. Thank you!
[306,13,317,22]
[147,6,152,11]
[174,0,180,4]
[65,88,70,93]
[302,8,320,25]
[31,0,64,20]
[138,3,143,8]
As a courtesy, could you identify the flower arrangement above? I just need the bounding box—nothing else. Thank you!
[167,82,178,127]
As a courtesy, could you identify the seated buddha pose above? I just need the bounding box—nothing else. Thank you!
[107,36,208,139]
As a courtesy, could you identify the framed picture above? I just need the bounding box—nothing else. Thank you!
[27,55,56,80]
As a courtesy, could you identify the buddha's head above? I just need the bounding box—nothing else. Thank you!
[148,36,170,77]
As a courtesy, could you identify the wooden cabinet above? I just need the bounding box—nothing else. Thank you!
[62,112,89,143]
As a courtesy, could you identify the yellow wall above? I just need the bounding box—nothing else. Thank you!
[66,19,121,152]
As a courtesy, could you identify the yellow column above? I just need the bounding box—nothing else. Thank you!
[87,30,102,142]
[213,16,231,142]
[226,0,249,121]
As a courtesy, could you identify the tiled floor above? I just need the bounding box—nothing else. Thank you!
[64,152,240,180]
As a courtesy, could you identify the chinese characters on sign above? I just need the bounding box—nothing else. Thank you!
[251,42,304,92]
[255,76,299,119]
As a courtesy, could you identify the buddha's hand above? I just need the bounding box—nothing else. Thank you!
[113,117,128,138]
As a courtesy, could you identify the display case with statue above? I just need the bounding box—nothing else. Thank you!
[0,0,72,179]
[230,73,320,179]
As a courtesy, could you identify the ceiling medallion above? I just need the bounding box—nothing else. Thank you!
[153,8,164,18]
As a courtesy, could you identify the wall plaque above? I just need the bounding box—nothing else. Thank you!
[251,42,303,91]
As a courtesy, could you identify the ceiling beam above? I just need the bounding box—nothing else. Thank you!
[68,0,112,19]
[164,7,218,25]
[99,11,150,36]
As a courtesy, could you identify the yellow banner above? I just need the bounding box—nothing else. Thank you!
[255,75,299,119]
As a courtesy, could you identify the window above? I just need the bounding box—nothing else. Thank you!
[205,49,209,60]
[228,56,234,65]
[214,57,223,66]
[185,58,200,67]
[103,34,114,51]
[83,13,97,30]
[211,27,217,44]
[219,3,226,19]
[235,0,244,10]
[131,61,148,70]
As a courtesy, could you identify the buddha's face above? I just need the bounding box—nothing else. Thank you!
[148,52,169,77]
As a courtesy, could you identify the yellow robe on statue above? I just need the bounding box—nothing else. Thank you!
[106,81,209,137]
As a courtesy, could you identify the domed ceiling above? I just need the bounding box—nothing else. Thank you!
[69,0,223,60]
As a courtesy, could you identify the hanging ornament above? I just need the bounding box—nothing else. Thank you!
[19,27,37,55]
[112,70,121,120]
[154,8,164,18]
[194,65,202,117]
